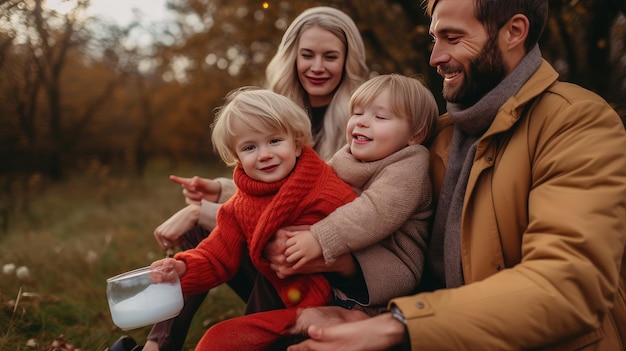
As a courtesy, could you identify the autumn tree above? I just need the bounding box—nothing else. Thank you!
[0,0,122,179]
[0,0,624,182]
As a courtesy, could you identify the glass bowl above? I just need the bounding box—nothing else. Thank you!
[106,266,184,330]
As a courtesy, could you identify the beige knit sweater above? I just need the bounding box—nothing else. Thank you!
[314,144,432,307]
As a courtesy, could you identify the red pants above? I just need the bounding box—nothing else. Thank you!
[195,308,298,351]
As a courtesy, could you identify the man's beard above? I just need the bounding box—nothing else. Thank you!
[443,37,507,106]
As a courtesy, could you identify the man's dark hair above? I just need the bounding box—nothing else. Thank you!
[425,0,548,52]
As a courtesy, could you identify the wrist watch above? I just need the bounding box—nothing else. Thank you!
[391,305,407,325]
[390,305,411,350]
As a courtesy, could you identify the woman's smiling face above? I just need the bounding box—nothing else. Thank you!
[296,26,346,107]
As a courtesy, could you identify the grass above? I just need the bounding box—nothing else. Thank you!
[0,160,245,350]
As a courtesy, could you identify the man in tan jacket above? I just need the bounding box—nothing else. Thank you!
[287,0,626,350]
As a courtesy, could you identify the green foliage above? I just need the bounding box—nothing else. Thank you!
[0,161,243,350]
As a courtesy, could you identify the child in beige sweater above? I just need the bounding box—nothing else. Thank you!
[282,74,439,311]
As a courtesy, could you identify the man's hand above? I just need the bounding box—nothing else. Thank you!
[153,204,200,251]
[289,306,369,335]
[170,175,221,205]
[288,311,404,351]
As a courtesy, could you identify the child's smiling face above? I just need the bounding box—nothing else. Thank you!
[233,119,302,183]
[347,90,416,162]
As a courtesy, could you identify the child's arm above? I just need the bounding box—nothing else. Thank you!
[283,230,323,269]
[314,146,430,264]
[173,202,247,295]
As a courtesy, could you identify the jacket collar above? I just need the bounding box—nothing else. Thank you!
[485,60,560,138]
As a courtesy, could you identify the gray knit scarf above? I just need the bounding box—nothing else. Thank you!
[429,45,542,288]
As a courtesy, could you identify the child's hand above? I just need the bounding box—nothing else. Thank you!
[149,258,186,283]
[284,230,323,270]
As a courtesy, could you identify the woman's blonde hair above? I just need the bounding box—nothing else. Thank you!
[211,87,314,167]
[349,74,439,145]
[265,6,369,161]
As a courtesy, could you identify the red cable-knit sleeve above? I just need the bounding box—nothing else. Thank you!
[174,202,246,296]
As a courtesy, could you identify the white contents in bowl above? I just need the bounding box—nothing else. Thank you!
[109,282,183,330]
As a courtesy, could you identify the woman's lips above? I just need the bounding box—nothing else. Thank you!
[306,76,329,85]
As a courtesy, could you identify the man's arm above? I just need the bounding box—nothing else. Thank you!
[390,94,626,349]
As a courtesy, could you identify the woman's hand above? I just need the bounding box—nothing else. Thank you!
[265,226,299,278]
[169,175,221,205]
[153,204,200,250]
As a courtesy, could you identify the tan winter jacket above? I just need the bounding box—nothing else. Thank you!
[390,60,626,350]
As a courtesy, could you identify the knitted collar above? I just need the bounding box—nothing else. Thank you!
[232,147,321,197]
[331,144,420,190]
[233,160,290,197]
[446,45,542,135]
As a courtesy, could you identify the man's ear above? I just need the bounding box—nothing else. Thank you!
[502,14,529,51]
[499,14,530,73]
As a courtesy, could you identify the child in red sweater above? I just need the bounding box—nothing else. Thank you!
[149,87,357,350]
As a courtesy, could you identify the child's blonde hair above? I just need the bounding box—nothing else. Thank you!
[349,74,439,145]
[211,87,314,167]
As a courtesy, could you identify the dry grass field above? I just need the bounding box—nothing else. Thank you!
[0,161,245,350]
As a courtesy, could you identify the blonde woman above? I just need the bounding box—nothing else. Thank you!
[266,6,368,161]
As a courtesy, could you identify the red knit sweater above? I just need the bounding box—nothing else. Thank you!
[176,147,357,308]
